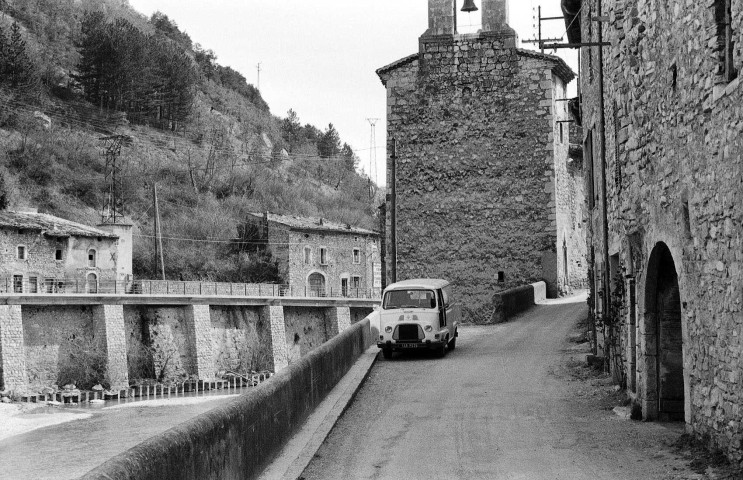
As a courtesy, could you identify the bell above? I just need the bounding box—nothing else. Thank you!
[461,0,479,13]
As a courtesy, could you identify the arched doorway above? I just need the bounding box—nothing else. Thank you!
[644,242,684,421]
[308,272,326,297]
[86,272,98,294]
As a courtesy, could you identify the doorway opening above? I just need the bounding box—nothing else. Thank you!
[644,242,684,421]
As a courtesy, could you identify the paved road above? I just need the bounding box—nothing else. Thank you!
[302,297,700,480]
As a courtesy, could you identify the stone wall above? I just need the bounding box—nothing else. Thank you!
[209,306,271,374]
[1,297,378,394]
[22,305,96,390]
[283,307,330,364]
[579,0,743,464]
[379,31,577,321]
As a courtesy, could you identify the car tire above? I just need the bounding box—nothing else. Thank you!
[436,340,447,358]
[449,335,456,351]
[382,348,393,360]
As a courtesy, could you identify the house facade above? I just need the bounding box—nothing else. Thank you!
[378,0,586,322]
[244,212,381,297]
[566,0,743,465]
[0,210,133,293]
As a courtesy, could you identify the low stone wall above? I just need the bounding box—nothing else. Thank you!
[489,281,546,323]
[79,319,372,480]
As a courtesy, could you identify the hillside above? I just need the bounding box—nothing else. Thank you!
[0,0,381,282]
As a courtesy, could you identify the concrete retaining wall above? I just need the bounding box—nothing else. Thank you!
[489,281,546,323]
[79,319,372,480]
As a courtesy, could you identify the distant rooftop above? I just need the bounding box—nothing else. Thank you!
[0,211,119,239]
[247,212,378,236]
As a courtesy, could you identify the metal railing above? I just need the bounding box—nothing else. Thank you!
[0,277,382,299]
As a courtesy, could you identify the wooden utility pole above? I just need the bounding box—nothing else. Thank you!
[153,183,166,280]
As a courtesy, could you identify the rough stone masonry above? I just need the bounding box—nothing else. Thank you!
[575,0,743,466]
[378,0,586,322]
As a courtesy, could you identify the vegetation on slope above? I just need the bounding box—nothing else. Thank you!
[0,0,381,283]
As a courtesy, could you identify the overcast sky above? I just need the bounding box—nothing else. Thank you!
[127,0,576,185]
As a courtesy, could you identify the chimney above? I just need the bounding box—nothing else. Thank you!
[423,0,455,37]
[482,0,514,35]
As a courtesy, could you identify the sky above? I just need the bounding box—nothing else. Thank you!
[127,0,577,186]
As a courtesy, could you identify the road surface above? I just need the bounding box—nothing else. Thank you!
[302,296,702,480]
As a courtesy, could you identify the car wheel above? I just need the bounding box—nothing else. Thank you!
[382,348,393,360]
[449,335,456,351]
[436,340,447,358]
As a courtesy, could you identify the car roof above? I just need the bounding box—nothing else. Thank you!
[384,278,450,291]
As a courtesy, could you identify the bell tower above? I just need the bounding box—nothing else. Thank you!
[423,0,514,38]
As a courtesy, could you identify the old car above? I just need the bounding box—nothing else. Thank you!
[377,278,459,359]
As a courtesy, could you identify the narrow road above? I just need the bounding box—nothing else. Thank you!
[302,296,700,480]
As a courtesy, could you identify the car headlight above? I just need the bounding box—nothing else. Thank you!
[385,326,393,333]
[424,325,433,332]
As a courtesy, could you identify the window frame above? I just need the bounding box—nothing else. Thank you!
[319,247,328,265]
[352,248,361,264]
[16,245,27,260]
[88,249,97,268]
[303,246,312,265]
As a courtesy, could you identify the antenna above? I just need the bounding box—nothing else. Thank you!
[100,134,126,224]
[256,62,262,90]
[366,118,380,187]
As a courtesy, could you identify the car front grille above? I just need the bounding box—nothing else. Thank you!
[395,324,422,341]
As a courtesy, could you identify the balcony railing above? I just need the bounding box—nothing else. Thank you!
[0,277,382,299]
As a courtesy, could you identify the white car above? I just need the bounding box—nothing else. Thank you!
[377,279,460,359]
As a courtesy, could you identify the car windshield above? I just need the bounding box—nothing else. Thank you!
[383,289,437,309]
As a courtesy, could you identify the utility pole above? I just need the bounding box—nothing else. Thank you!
[366,118,380,187]
[152,183,166,280]
[521,6,564,53]
[256,62,262,91]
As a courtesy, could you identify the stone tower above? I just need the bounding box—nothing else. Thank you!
[377,0,586,321]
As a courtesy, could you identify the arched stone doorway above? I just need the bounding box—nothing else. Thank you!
[308,272,326,297]
[644,242,684,421]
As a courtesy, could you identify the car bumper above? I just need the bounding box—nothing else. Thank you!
[377,340,446,351]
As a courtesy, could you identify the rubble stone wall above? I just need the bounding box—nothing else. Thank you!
[380,33,581,321]
[283,306,329,365]
[580,0,743,464]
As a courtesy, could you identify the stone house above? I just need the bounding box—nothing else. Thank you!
[566,0,743,465]
[243,212,381,297]
[377,0,587,322]
[0,209,133,293]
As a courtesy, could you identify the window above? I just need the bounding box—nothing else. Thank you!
[28,276,38,293]
[88,249,97,268]
[351,276,361,295]
[304,246,312,264]
[86,273,98,294]
[715,0,737,82]
[56,249,63,261]
[44,278,55,293]
[13,275,23,293]
[319,247,328,265]
[353,248,361,264]
[16,245,26,260]
[497,271,505,283]
[559,122,564,143]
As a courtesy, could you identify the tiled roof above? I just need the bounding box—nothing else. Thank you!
[247,212,379,236]
[516,49,576,83]
[0,211,118,238]
[376,53,418,78]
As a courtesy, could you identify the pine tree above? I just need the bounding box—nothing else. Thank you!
[0,24,8,76]
[318,123,341,158]
[6,22,34,89]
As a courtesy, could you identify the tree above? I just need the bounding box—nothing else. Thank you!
[4,22,35,89]
[317,123,341,158]
[281,109,303,151]
[0,172,10,210]
[341,143,358,171]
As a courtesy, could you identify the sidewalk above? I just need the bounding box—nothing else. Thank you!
[258,346,379,480]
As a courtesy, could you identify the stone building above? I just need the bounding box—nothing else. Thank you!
[566,0,743,465]
[377,0,587,322]
[243,212,381,297]
[0,209,133,293]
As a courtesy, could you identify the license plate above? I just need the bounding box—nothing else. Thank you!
[396,343,423,348]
